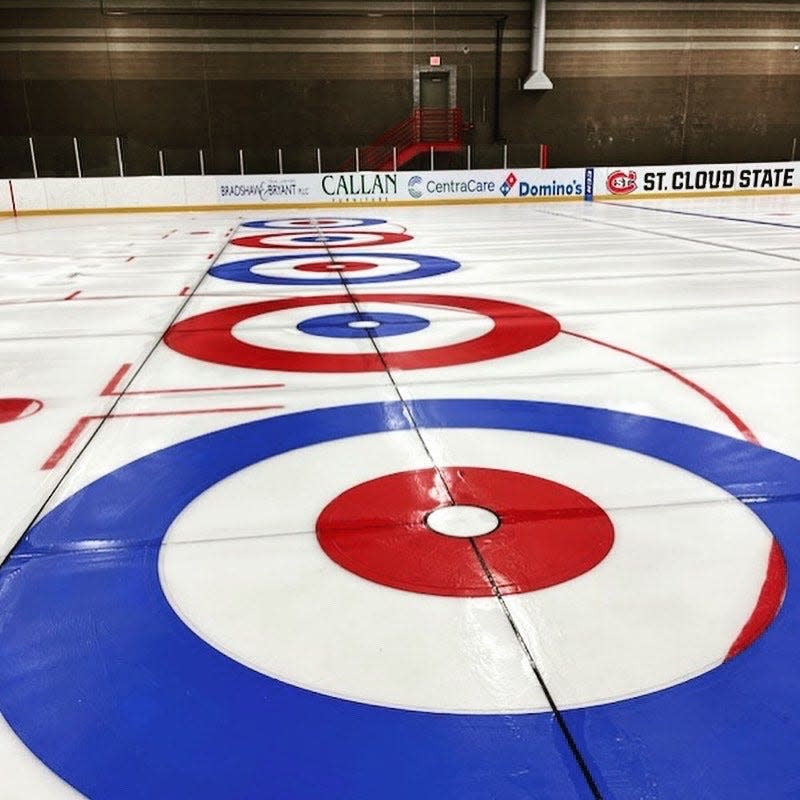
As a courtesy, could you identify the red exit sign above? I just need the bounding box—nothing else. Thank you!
[429,55,441,66]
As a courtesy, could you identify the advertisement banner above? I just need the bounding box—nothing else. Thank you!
[399,168,587,202]
[216,174,319,204]
[215,168,589,206]
[599,162,799,199]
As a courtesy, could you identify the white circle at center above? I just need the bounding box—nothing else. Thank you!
[426,505,500,538]
[349,320,380,329]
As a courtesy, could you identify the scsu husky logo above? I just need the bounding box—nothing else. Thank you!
[607,169,637,194]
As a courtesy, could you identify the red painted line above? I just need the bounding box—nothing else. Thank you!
[0,297,69,307]
[101,358,283,397]
[206,253,214,260]
[64,290,81,301]
[727,541,787,659]
[563,328,786,660]
[1,292,224,307]
[107,404,282,420]
[161,229,178,240]
[122,382,284,396]
[179,285,191,296]
[8,180,17,218]
[42,416,93,470]
[42,404,283,470]
[100,363,133,396]
[563,330,759,443]
[126,256,135,263]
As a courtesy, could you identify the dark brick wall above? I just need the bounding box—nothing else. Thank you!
[1,1,799,176]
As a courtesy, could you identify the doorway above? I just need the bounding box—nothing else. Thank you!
[413,65,457,142]
[420,72,450,110]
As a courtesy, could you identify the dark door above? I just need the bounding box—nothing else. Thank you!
[419,72,450,140]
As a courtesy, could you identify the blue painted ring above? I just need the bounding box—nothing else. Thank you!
[297,311,431,339]
[1,399,797,798]
[242,217,387,230]
[209,252,461,286]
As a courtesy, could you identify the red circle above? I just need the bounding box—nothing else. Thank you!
[164,294,561,373]
[231,231,411,249]
[288,219,338,226]
[0,397,43,423]
[316,467,614,597]
[294,261,377,273]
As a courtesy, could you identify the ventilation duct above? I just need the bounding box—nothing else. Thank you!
[523,0,553,90]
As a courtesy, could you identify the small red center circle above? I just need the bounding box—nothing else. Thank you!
[294,261,377,273]
[316,466,614,597]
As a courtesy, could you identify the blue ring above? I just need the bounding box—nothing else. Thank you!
[1,400,797,799]
[242,217,387,230]
[290,234,353,244]
[209,252,460,286]
[297,312,430,339]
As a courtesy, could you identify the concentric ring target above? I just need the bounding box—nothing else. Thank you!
[231,231,411,249]
[317,466,614,596]
[242,217,387,230]
[297,311,431,339]
[0,400,797,798]
[293,260,376,273]
[165,294,561,372]
[209,252,461,286]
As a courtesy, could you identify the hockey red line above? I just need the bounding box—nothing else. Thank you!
[64,290,81,301]
[562,328,782,659]
[728,543,787,659]
[562,329,758,443]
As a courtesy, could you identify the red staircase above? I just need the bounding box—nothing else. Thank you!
[341,108,464,172]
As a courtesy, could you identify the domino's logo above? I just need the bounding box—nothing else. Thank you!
[408,176,423,199]
[500,172,518,196]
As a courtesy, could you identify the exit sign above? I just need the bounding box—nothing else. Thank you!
[429,55,441,66]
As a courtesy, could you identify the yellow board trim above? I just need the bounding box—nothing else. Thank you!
[0,193,582,218]
[1,185,799,218]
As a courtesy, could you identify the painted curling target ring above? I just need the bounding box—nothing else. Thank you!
[0,397,43,423]
[317,466,614,596]
[231,230,411,249]
[0,399,796,799]
[165,294,560,372]
[242,217,387,230]
[209,251,460,286]
[293,260,376,273]
[297,311,430,339]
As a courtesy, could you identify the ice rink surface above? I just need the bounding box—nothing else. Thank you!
[0,194,799,799]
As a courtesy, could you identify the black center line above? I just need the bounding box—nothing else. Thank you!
[310,223,458,504]
[310,220,603,799]
[0,223,240,572]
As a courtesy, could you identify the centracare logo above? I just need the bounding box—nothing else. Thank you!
[606,169,637,195]
[408,176,423,199]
